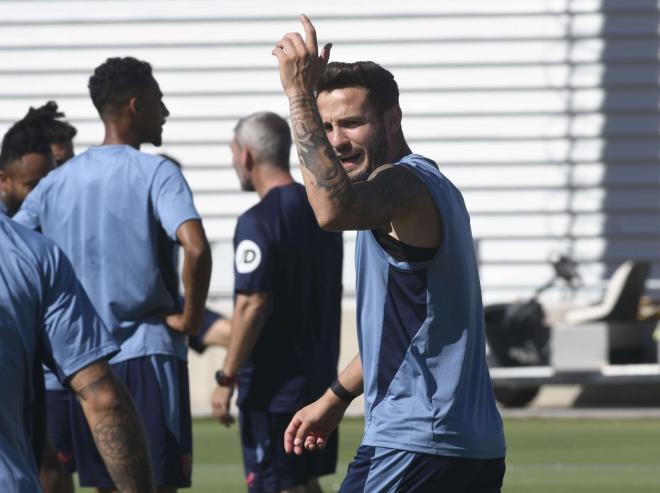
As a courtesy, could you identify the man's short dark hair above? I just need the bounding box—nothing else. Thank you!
[234,112,292,171]
[316,61,400,116]
[0,109,51,170]
[23,101,77,144]
[88,57,155,114]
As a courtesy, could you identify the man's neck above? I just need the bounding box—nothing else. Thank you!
[254,166,295,199]
[389,136,412,164]
[102,123,141,149]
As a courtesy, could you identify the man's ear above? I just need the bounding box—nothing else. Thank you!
[384,106,402,136]
[128,96,140,115]
[242,147,255,172]
[0,169,10,192]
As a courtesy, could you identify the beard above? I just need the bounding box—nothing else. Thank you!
[241,178,255,192]
[351,128,389,183]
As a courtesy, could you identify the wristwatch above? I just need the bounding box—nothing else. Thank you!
[215,369,237,387]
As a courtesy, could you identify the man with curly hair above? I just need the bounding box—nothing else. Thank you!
[14,56,212,493]
[0,109,55,217]
[22,101,78,166]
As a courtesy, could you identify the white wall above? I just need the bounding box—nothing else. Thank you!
[2,0,658,307]
[1,0,659,410]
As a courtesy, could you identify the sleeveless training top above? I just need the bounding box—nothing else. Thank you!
[355,153,506,459]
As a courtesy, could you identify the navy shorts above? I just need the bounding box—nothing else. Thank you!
[69,355,193,488]
[240,409,338,493]
[46,388,76,474]
[339,445,505,493]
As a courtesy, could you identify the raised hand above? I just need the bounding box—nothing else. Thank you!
[272,14,332,98]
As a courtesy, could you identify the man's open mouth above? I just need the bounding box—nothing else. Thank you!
[338,152,362,169]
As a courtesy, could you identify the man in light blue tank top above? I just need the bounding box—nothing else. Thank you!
[274,17,506,492]
[14,57,212,492]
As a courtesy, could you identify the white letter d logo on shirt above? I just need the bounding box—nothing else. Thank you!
[235,240,262,274]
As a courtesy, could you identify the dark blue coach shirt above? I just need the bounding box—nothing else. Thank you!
[233,183,343,413]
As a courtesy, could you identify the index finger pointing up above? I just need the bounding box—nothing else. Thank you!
[300,14,318,56]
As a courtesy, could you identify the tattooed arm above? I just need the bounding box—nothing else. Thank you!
[288,94,426,231]
[273,16,431,234]
[69,361,155,493]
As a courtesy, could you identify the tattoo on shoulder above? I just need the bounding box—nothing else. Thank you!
[364,166,426,220]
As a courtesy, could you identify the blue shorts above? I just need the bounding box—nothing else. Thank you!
[339,446,505,493]
[46,389,76,474]
[240,410,338,493]
[70,355,193,488]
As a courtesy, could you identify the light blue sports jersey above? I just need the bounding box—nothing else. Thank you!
[13,145,199,365]
[2,199,64,390]
[0,214,118,492]
[2,201,63,390]
[356,154,505,459]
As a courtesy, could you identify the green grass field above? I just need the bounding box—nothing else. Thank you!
[76,417,660,492]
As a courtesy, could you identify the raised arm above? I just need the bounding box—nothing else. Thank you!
[273,16,427,232]
[290,98,426,231]
[69,361,155,493]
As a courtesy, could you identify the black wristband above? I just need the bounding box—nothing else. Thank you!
[215,369,237,387]
[330,379,357,403]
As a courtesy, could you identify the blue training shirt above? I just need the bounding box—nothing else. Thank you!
[233,183,343,413]
[356,154,505,459]
[155,222,224,354]
[13,145,200,364]
[2,199,64,391]
[0,214,118,492]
